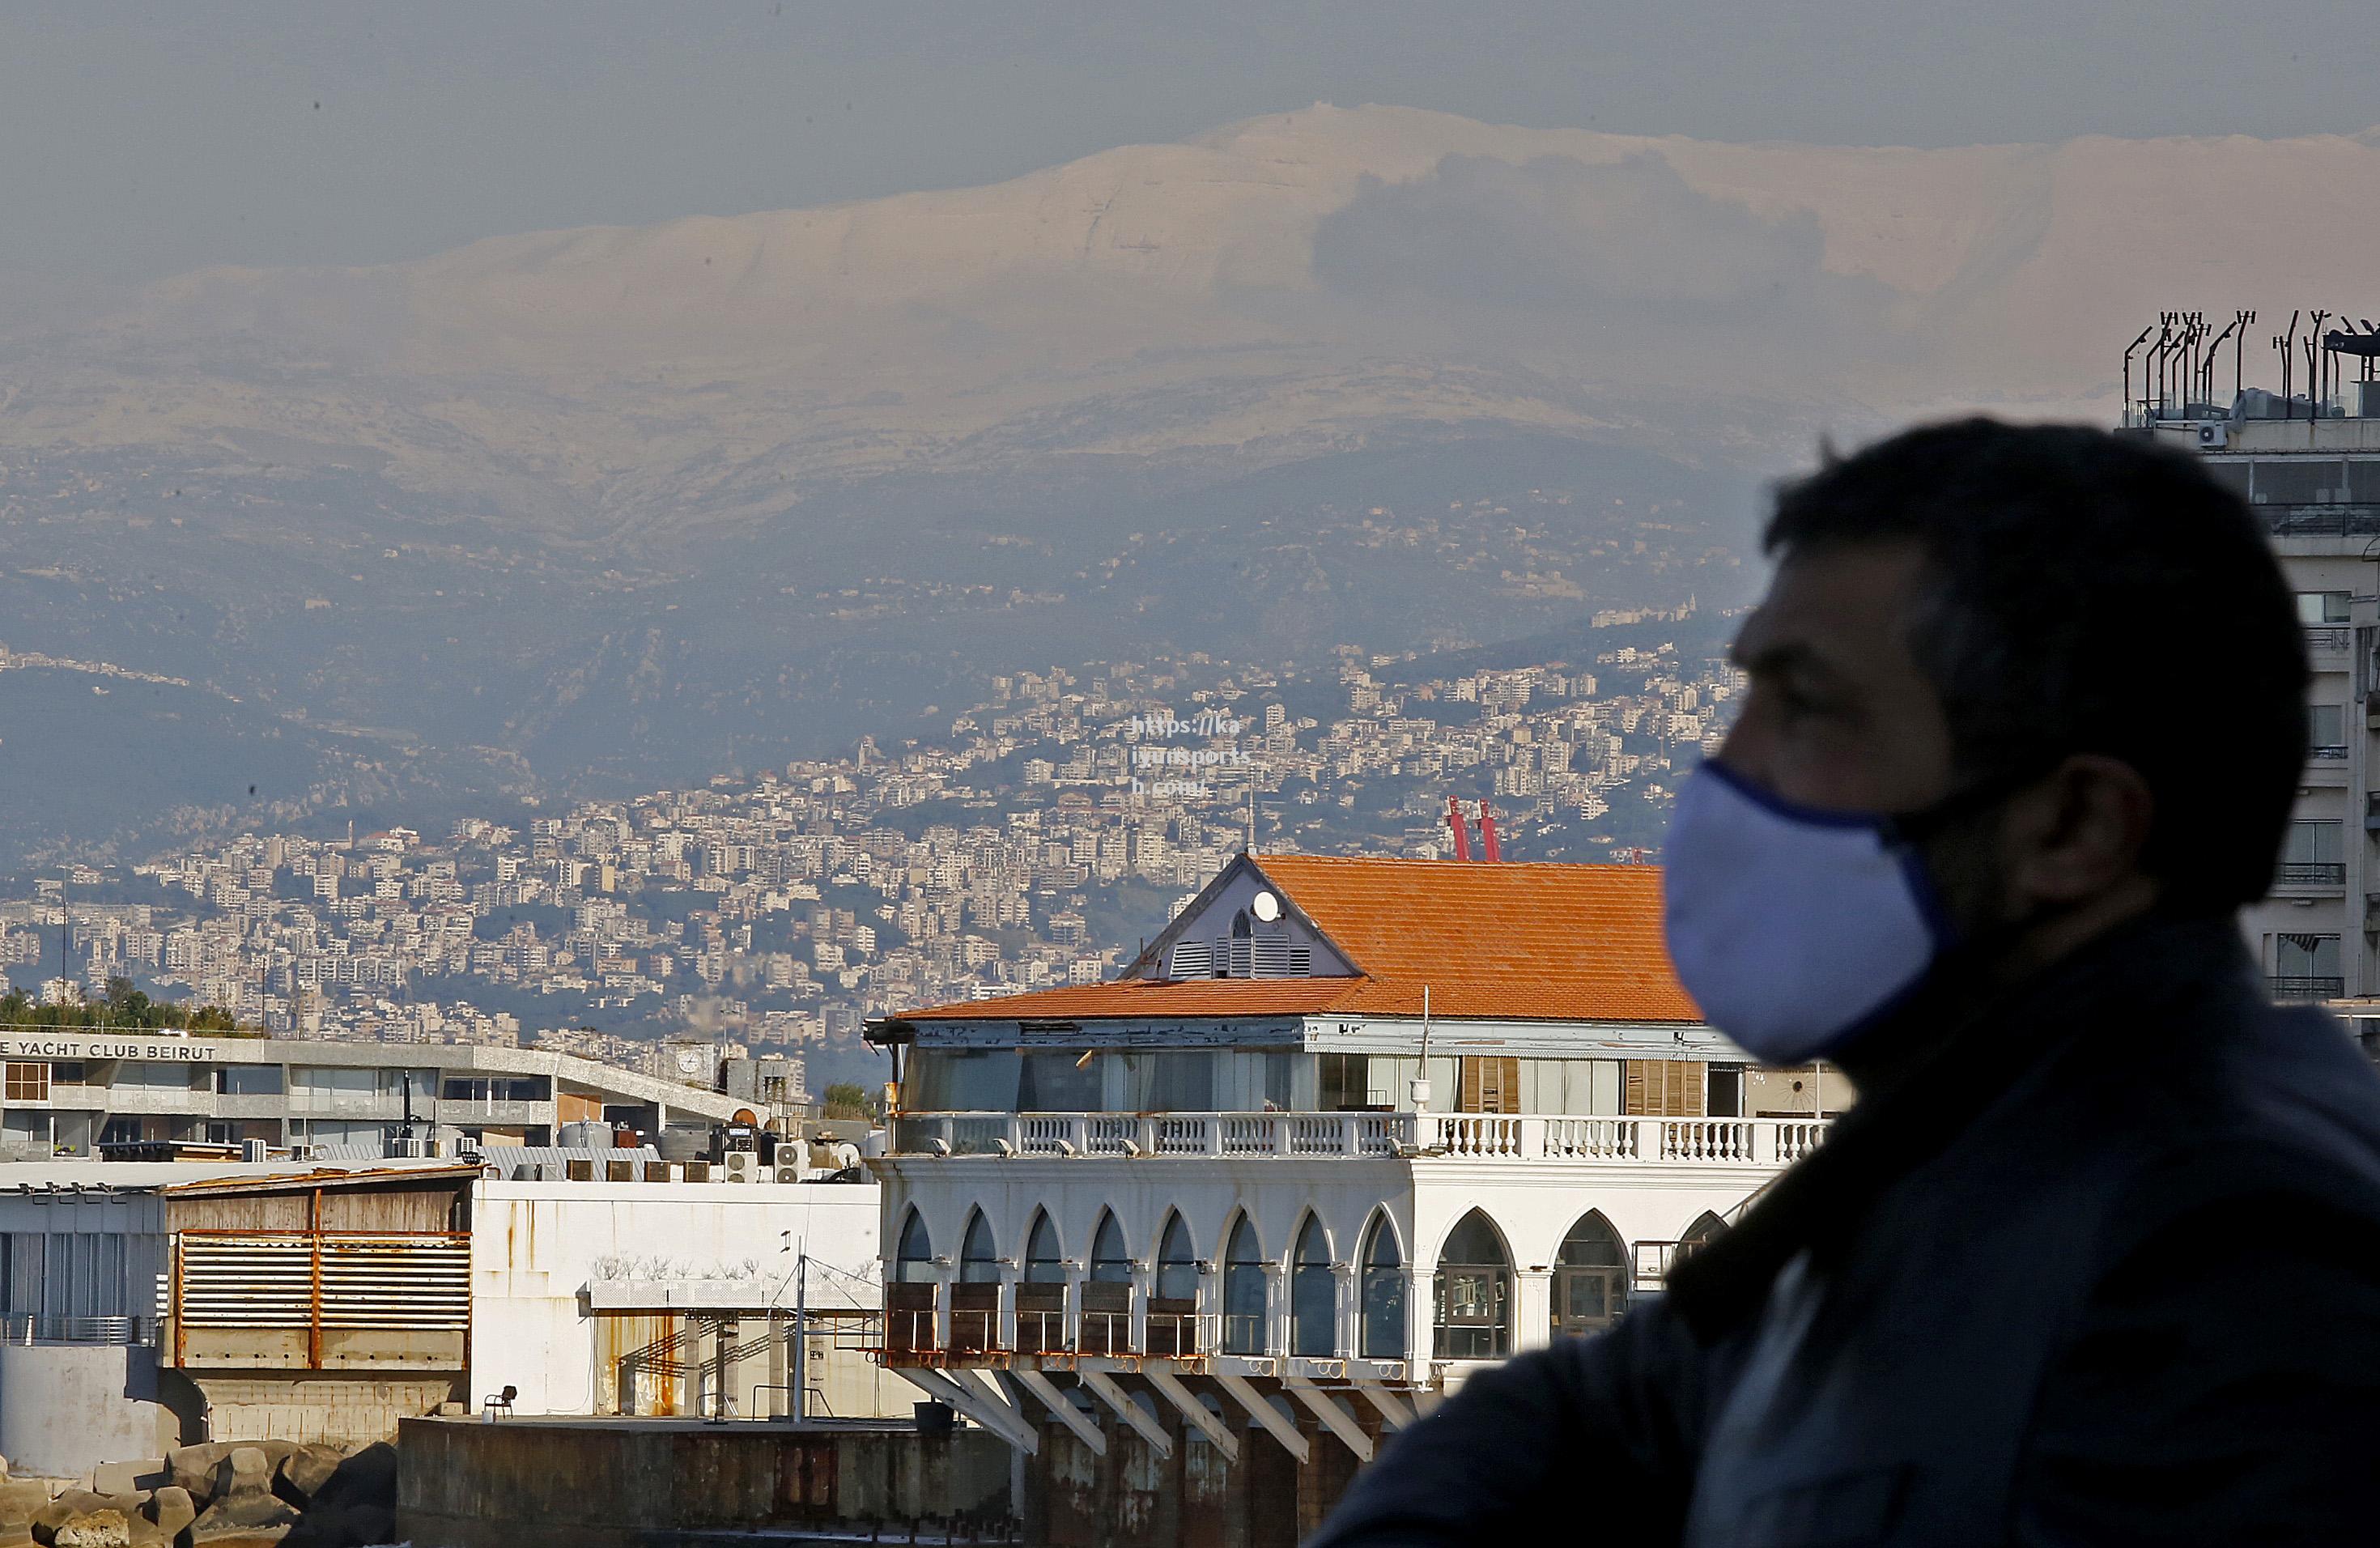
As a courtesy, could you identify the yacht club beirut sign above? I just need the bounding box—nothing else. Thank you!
[1,1034,220,1061]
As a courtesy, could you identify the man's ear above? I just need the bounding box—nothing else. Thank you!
[2000,754,2157,906]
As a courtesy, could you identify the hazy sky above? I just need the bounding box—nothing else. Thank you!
[6,0,2378,285]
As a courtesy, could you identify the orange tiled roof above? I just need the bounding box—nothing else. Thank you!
[899,855,1699,1025]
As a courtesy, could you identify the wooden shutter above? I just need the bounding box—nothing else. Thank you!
[1461,1057,1520,1114]
[1624,1061,1706,1116]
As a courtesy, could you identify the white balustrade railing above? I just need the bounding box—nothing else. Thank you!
[892,1111,1830,1167]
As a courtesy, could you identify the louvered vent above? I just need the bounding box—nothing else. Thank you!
[1168,942,1213,979]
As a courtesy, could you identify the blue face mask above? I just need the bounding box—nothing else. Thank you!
[1660,761,1970,1065]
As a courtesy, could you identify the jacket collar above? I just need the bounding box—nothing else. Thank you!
[1663,913,2254,1343]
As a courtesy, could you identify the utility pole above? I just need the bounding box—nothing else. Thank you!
[1413,985,1433,1112]
[791,1244,808,1424]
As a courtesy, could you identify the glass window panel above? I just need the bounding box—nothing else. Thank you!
[894,1210,933,1282]
[1156,1215,1197,1302]
[1018,1052,1101,1112]
[2254,460,2349,504]
[1024,1213,1065,1283]
[1290,1217,1334,1358]
[115,1061,201,1090]
[1222,1217,1266,1354]
[1089,1213,1132,1282]
[903,1049,1021,1111]
[959,1213,999,1283]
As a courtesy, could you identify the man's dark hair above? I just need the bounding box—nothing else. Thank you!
[1765,418,2308,913]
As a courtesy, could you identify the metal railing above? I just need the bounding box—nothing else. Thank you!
[890,1112,1830,1167]
[2304,626,2352,653]
[6,1315,159,1346]
[2308,745,2350,762]
[2276,862,2348,887]
[2256,505,2380,539]
[2269,976,2346,1002]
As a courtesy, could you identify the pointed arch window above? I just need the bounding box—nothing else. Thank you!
[1290,1214,1336,1358]
[1359,1214,1406,1359]
[1083,1210,1133,1354]
[1680,1210,1730,1263]
[958,1211,999,1284]
[1151,1212,1199,1357]
[952,1210,1000,1354]
[1222,1215,1268,1354]
[887,1208,937,1355]
[1431,1210,1511,1359]
[1552,1210,1627,1337]
[894,1209,933,1283]
[1024,1211,1064,1282]
[1017,1210,1065,1354]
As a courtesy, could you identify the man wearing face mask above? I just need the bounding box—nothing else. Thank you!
[1310,419,2380,1546]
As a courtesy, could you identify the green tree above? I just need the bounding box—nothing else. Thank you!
[819,1082,876,1120]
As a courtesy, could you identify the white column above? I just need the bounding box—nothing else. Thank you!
[1262,1262,1289,1357]
[1332,1262,1359,1359]
[1511,1268,1553,1354]
[1408,1260,1435,1368]
[1129,1263,1153,1352]
[1063,1259,1088,1350]
[998,1262,1022,1352]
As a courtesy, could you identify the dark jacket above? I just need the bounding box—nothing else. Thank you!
[1310,917,2380,1546]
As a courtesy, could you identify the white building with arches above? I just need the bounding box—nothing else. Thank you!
[867,853,1828,1539]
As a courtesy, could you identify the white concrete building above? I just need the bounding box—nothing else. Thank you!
[470,1172,905,1423]
[0,1158,899,1478]
[0,1029,746,1159]
[865,853,1821,1503]
[2140,370,2380,1017]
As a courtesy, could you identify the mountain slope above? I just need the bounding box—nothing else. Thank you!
[10,105,2379,548]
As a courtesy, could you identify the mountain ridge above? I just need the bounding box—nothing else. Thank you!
[11,103,2380,552]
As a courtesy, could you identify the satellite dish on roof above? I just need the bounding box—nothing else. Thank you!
[1250,890,1281,922]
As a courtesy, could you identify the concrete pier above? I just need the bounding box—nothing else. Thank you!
[394,1416,1013,1548]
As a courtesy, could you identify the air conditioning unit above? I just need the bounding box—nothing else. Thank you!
[722,1150,758,1183]
[773,1165,802,1184]
[2197,422,2229,449]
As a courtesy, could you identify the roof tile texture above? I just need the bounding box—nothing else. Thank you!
[903,854,1698,1025]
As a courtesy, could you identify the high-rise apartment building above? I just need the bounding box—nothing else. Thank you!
[2136,360,2380,1012]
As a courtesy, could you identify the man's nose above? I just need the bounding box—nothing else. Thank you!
[1710,704,1765,786]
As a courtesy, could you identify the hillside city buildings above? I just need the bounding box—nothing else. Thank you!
[0,628,1736,1090]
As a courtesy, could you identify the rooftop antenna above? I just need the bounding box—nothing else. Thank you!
[2277,311,2301,414]
[2182,311,2204,412]
[2123,325,2154,426]
[1444,797,1473,862]
[2306,311,2331,420]
[2233,309,2256,402]
[2201,314,2239,406]
[2192,311,2212,407]
[2147,316,2174,419]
